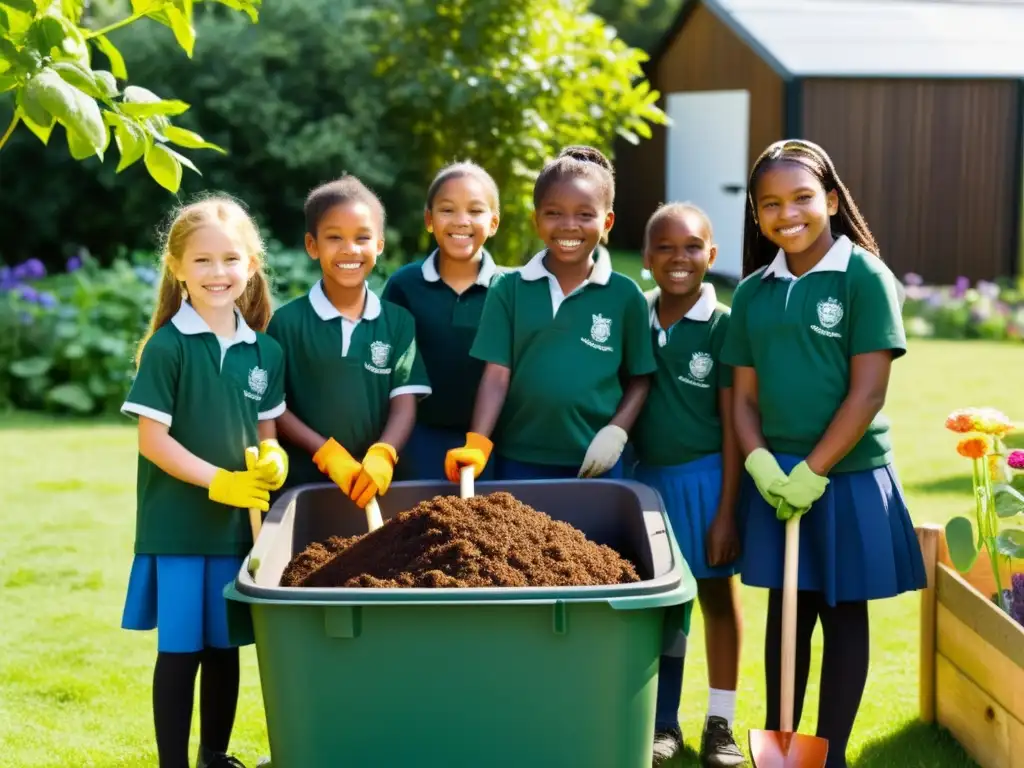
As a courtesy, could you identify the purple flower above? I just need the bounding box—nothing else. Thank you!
[903,272,924,287]
[0,266,15,291]
[952,276,970,299]
[926,292,945,309]
[977,280,1000,300]
[66,255,83,273]
[1013,573,1024,603]
[13,258,45,281]
[37,292,56,309]
[16,285,39,303]
[1009,450,1024,470]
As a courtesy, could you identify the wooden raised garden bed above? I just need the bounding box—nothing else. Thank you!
[917,524,1024,768]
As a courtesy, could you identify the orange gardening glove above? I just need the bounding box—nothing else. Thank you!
[312,438,361,495]
[350,442,398,509]
[444,432,493,483]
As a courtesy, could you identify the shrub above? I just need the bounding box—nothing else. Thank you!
[902,274,1024,343]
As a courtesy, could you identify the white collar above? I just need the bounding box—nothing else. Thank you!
[649,283,718,329]
[519,246,613,286]
[421,249,497,286]
[308,280,381,322]
[762,235,854,280]
[170,300,256,343]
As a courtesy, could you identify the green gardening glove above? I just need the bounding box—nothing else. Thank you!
[744,448,789,507]
[776,500,809,522]
[774,461,829,510]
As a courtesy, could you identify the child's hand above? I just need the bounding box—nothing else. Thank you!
[312,438,361,495]
[744,448,789,507]
[208,468,272,511]
[578,425,627,478]
[445,432,493,483]
[246,439,289,490]
[350,443,398,508]
[774,461,829,510]
[776,500,809,522]
[706,512,740,567]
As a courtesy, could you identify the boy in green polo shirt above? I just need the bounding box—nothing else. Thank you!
[444,145,655,482]
[120,196,287,768]
[630,203,745,767]
[722,139,926,767]
[268,175,431,509]
[383,161,503,481]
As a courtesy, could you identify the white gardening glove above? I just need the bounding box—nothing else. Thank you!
[578,424,628,478]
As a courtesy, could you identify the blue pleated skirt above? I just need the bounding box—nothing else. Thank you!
[395,423,496,482]
[121,554,254,652]
[634,453,737,580]
[738,453,927,605]
[497,455,625,481]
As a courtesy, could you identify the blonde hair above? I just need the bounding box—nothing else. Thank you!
[135,195,272,366]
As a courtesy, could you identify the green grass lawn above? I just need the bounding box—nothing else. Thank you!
[1,339,1021,767]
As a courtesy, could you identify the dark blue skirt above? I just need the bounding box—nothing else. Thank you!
[634,453,737,580]
[739,453,927,605]
[497,455,625,481]
[395,423,496,482]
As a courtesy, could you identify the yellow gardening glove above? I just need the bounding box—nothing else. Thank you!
[445,432,493,483]
[350,442,398,509]
[244,439,289,490]
[312,438,361,495]
[208,468,272,511]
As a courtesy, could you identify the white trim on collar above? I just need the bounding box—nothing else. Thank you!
[308,280,381,322]
[519,246,613,286]
[421,249,497,286]
[170,300,256,344]
[762,234,854,280]
[648,283,718,330]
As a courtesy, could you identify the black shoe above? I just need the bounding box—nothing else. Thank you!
[652,725,683,765]
[198,751,247,768]
[700,716,746,767]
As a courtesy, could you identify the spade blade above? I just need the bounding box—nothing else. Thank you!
[749,729,828,768]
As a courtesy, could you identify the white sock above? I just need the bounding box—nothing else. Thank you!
[707,688,737,726]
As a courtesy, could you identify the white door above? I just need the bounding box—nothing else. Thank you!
[665,90,750,280]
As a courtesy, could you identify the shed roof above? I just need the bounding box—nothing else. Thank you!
[673,0,1024,78]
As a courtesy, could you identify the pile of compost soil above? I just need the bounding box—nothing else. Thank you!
[280,491,640,588]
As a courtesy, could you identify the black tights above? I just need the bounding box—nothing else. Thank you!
[764,589,869,768]
[153,648,241,768]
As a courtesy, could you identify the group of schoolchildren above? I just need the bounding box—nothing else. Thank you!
[118,138,928,768]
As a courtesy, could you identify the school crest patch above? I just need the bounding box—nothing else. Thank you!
[370,341,390,368]
[590,314,612,344]
[816,297,844,329]
[688,352,713,381]
[247,366,268,397]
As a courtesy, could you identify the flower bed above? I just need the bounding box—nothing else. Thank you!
[902,274,1024,342]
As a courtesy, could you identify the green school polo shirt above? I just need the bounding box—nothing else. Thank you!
[632,284,733,467]
[267,281,432,489]
[120,302,286,556]
[720,236,907,474]
[381,249,498,431]
[471,248,657,466]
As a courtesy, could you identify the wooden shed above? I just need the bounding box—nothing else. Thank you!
[614,0,1024,283]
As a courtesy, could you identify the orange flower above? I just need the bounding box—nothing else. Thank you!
[957,436,991,459]
[946,410,976,434]
[946,407,1014,437]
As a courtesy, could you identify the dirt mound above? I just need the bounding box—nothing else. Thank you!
[280,491,639,588]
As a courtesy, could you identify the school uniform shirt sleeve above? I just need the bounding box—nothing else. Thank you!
[469,273,514,368]
[389,311,432,399]
[719,276,756,368]
[380,272,407,309]
[257,336,287,421]
[120,330,179,427]
[849,260,908,360]
[622,280,657,377]
[712,310,734,388]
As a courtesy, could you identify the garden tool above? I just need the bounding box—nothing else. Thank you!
[460,464,475,499]
[365,497,383,532]
[244,446,264,543]
[749,510,829,767]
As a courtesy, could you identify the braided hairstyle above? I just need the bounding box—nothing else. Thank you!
[743,139,877,277]
[533,145,615,211]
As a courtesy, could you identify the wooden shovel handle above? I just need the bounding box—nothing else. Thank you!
[460,465,475,499]
[365,497,383,532]
[780,514,801,734]
[248,507,261,544]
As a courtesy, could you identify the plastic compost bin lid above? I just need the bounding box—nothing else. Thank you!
[232,478,697,608]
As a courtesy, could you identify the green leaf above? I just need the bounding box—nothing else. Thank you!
[66,119,108,159]
[996,528,1024,560]
[92,70,117,97]
[164,6,194,57]
[121,84,189,118]
[164,144,199,174]
[52,60,104,99]
[1,0,38,14]
[27,16,66,57]
[212,0,259,23]
[163,124,224,153]
[111,114,147,171]
[16,83,53,133]
[0,73,17,92]
[0,7,9,34]
[10,357,53,378]
[25,67,106,157]
[93,35,126,80]
[60,0,86,23]
[19,107,55,144]
[46,383,94,413]
[144,142,182,192]
[130,0,162,13]
[946,516,980,572]
[995,483,1024,518]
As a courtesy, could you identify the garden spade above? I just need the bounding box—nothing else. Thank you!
[244,446,263,544]
[460,465,475,499]
[749,510,829,768]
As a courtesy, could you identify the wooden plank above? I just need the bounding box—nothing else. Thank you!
[937,564,1024,670]
[916,523,941,724]
[936,653,1016,768]
[937,525,1024,601]
[937,603,1024,723]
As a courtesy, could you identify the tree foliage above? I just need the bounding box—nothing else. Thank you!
[372,0,668,263]
[0,0,261,192]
